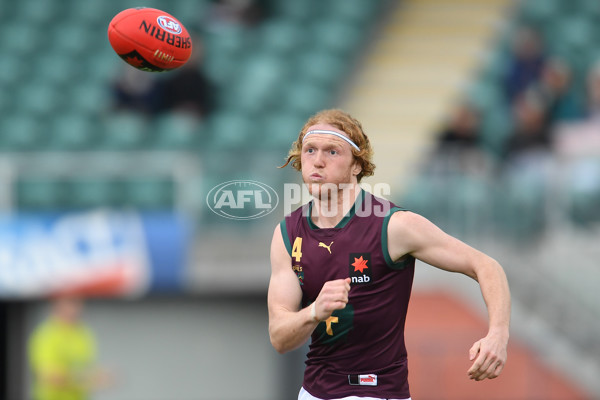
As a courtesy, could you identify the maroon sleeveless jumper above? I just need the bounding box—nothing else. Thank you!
[280,190,415,399]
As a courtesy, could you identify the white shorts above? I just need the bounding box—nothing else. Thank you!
[298,387,411,400]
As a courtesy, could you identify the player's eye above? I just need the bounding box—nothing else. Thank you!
[306,148,315,154]
[329,150,338,155]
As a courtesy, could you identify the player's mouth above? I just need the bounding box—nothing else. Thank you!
[310,173,324,180]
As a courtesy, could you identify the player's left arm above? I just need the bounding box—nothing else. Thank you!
[387,211,511,381]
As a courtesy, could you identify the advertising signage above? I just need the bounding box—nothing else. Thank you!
[0,210,189,298]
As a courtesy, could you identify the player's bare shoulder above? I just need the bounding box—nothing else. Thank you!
[386,210,432,261]
[270,224,290,263]
[388,209,422,231]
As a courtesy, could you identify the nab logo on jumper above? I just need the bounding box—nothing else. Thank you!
[349,253,372,285]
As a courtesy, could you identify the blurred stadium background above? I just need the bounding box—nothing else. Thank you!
[0,0,599,399]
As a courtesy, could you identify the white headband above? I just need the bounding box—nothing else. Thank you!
[303,130,361,151]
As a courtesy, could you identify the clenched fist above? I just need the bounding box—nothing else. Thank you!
[312,278,351,322]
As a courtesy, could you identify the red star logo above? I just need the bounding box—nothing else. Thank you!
[352,256,369,273]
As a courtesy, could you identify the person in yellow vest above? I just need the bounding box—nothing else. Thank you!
[28,296,109,400]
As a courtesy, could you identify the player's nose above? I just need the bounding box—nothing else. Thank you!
[314,151,326,167]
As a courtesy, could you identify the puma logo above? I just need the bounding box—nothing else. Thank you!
[318,241,334,254]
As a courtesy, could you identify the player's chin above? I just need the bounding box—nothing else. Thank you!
[304,182,324,196]
[308,184,341,201]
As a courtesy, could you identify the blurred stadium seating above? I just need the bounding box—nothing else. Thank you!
[0,0,387,215]
[402,0,600,234]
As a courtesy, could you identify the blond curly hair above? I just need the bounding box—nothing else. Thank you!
[280,109,375,182]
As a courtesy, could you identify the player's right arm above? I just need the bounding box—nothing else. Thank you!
[267,225,317,354]
[267,225,350,354]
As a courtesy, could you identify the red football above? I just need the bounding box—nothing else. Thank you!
[108,7,192,72]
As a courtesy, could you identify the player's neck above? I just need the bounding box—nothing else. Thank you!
[311,184,361,228]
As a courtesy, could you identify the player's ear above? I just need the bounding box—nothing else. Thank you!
[351,161,362,177]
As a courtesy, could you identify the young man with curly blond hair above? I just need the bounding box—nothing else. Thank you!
[268,109,510,400]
